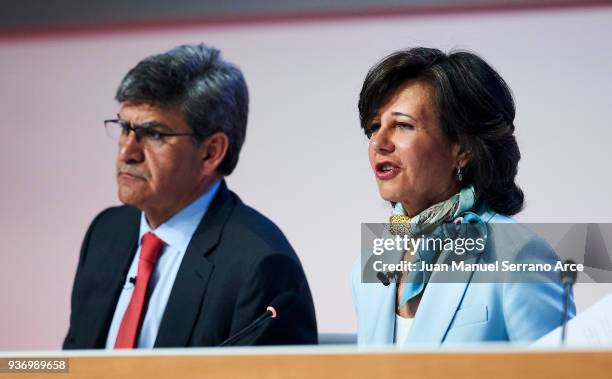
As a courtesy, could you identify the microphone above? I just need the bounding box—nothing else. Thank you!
[377,271,391,286]
[559,259,578,344]
[128,276,137,284]
[218,291,293,347]
[377,271,399,286]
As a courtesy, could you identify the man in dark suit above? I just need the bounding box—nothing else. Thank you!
[63,44,317,349]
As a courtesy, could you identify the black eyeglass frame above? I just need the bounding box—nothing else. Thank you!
[104,118,199,143]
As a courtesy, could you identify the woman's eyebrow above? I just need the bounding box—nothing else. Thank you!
[391,111,418,122]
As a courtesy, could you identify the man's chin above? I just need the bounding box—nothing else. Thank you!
[117,190,144,209]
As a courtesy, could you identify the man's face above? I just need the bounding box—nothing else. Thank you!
[116,102,206,225]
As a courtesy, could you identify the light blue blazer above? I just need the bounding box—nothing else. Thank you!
[352,205,576,346]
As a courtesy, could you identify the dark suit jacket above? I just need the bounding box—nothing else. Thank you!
[63,181,317,348]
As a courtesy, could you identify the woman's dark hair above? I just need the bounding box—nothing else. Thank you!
[359,47,524,215]
[115,43,248,176]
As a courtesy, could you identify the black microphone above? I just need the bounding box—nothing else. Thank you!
[128,276,137,284]
[377,271,399,286]
[218,292,293,347]
[560,259,578,344]
[377,271,391,286]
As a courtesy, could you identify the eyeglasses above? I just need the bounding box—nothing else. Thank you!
[104,119,197,147]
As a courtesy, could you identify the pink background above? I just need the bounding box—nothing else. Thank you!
[1,6,612,350]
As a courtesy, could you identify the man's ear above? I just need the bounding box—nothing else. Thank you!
[199,132,229,176]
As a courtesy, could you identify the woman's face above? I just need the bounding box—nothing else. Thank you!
[367,80,463,216]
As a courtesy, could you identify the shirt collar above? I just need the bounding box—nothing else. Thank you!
[138,180,221,253]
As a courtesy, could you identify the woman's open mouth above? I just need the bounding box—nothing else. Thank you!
[375,161,400,180]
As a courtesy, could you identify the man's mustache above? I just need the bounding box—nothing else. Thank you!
[118,165,148,179]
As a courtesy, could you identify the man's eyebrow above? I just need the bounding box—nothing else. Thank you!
[138,121,171,131]
[115,115,171,131]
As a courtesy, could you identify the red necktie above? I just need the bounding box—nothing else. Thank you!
[114,232,164,348]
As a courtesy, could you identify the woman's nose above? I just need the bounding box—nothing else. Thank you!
[370,127,395,154]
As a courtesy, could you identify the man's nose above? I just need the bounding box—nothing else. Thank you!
[118,130,145,163]
[370,126,395,154]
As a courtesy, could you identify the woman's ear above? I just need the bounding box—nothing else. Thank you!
[451,142,472,169]
[199,132,229,176]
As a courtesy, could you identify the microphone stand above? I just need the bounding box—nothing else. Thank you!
[560,259,577,345]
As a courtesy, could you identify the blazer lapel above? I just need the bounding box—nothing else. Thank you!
[364,282,396,344]
[359,224,400,345]
[86,207,140,348]
[155,181,235,347]
[407,250,482,344]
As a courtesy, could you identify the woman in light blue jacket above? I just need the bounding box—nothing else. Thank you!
[352,47,574,346]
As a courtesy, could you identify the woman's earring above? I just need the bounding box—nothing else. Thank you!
[455,167,463,182]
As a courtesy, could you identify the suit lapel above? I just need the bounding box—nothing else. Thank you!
[359,224,399,345]
[155,181,235,347]
[363,282,396,344]
[86,207,140,348]
[407,250,482,344]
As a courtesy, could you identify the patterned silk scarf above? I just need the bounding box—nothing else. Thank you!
[390,186,477,308]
